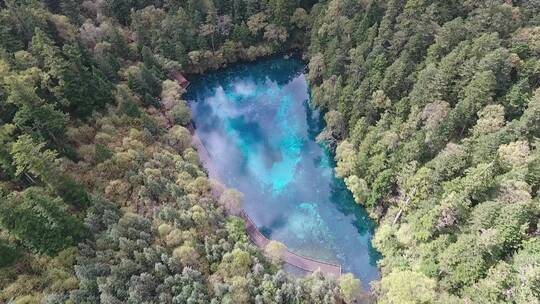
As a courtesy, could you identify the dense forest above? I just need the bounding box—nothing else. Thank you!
[308,0,540,303]
[0,0,351,303]
[0,0,538,303]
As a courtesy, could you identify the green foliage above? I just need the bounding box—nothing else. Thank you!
[265,240,286,264]
[116,85,142,118]
[11,135,89,209]
[317,110,346,147]
[170,102,192,126]
[366,169,394,208]
[52,176,91,210]
[378,270,437,304]
[127,65,162,107]
[4,0,539,302]
[95,144,113,163]
[69,157,341,303]
[219,188,244,214]
[438,234,488,291]
[339,273,362,304]
[0,0,345,302]
[0,187,86,255]
[31,29,113,118]
[345,175,369,204]
[225,216,248,244]
[0,239,19,267]
[309,0,540,300]
[5,72,68,142]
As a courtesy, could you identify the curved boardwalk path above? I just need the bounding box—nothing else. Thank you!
[239,210,342,277]
[189,125,342,277]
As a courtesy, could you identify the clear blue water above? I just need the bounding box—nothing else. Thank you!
[187,57,380,288]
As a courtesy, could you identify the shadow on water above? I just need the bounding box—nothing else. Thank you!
[303,93,382,268]
[259,215,287,237]
[186,57,305,100]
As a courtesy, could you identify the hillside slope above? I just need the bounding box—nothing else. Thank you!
[0,1,350,303]
[307,0,540,302]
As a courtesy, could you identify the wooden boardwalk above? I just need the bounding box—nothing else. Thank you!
[239,211,342,277]
[189,125,342,277]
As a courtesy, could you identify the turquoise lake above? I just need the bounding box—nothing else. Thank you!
[187,57,379,287]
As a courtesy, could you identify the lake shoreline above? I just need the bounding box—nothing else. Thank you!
[185,57,380,290]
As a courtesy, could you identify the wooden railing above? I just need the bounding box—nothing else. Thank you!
[239,211,342,277]
[189,125,342,277]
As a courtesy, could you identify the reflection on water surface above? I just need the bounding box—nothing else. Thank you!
[187,58,380,288]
